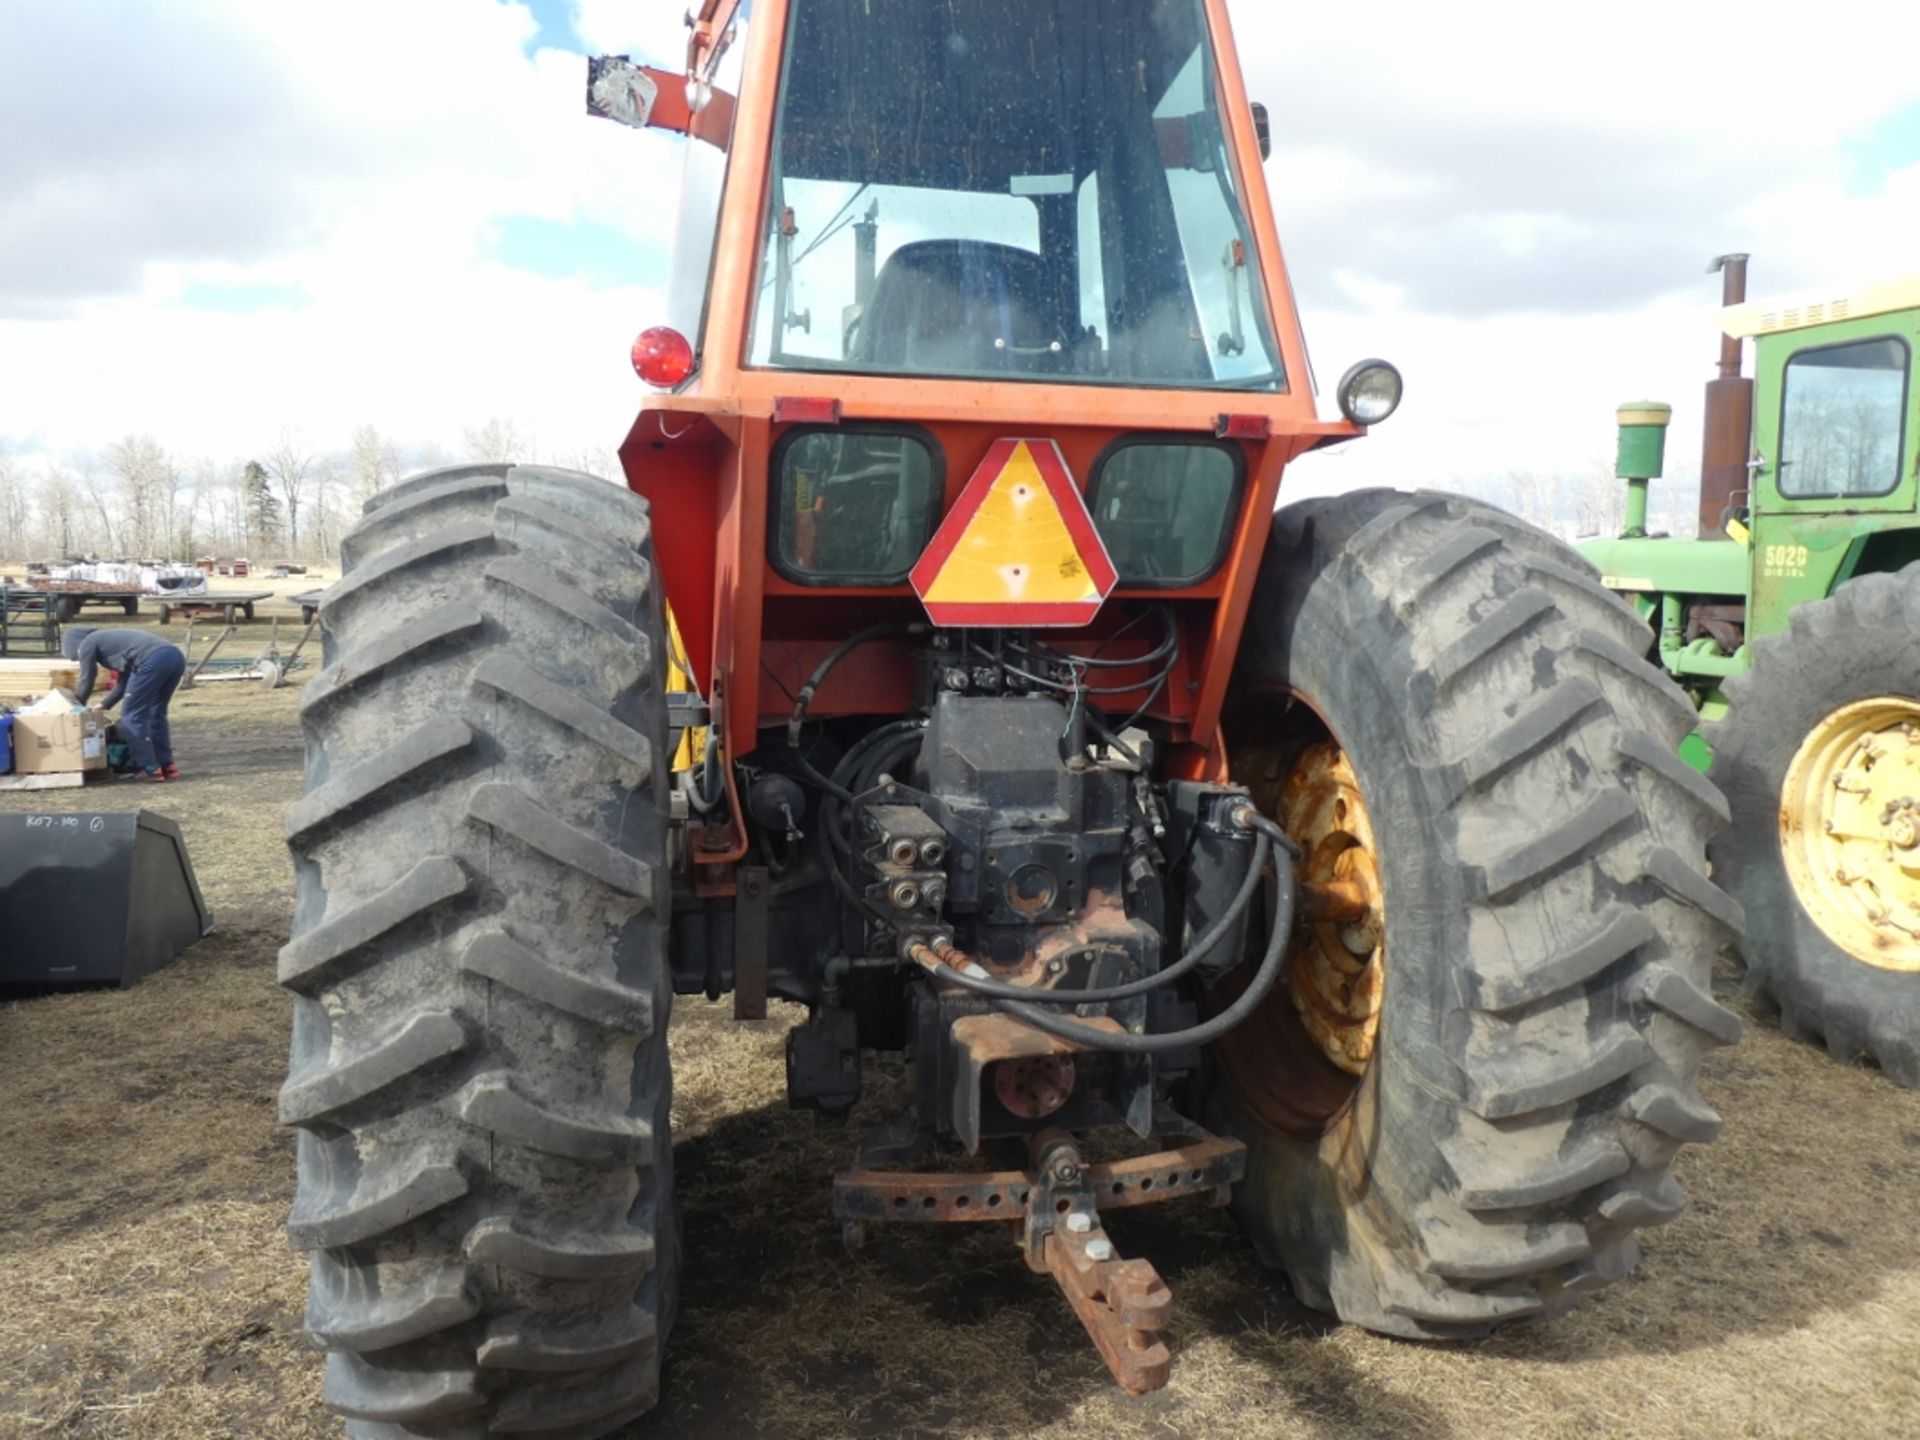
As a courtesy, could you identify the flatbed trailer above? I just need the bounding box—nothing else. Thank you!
[9,587,142,623]
[153,591,273,625]
[291,589,324,624]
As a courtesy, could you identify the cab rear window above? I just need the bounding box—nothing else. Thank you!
[1089,439,1242,586]
[773,428,941,584]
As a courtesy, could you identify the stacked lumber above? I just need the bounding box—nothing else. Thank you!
[0,658,79,698]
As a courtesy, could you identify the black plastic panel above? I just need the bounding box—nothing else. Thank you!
[0,810,214,989]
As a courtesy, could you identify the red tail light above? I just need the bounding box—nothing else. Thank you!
[1214,413,1272,441]
[632,327,694,389]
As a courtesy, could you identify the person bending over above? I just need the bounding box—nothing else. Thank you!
[61,625,188,782]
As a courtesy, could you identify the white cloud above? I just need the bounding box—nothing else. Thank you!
[1241,1,1920,315]
[0,0,1914,526]
[0,0,683,466]
[570,0,689,60]
[1245,1,1920,502]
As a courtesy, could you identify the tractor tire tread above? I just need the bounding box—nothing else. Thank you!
[323,1351,484,1425]
[307,1253,480,1353]
[287,1152,470,1252]
[284,463,676,1439]
[324,519,499,612]
[302,605,487,717]
[459,928,655,1032]
[283,719,476,845]
[277,858,471,990]
[279,1010,469,1126]
[477,1310,659,1373]
[472,653,655,776]
[1456,677,1606,794]
[1217,487,1737,1340]
[1707,563,1920,1088]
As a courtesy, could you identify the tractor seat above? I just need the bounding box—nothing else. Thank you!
[853,239,1072,376]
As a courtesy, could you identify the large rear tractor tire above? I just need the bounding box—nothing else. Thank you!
[281,463,677,1438]
[1207,489,1742,1337]
[1708,566,1920,1086]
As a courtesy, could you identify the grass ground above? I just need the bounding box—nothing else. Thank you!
[2,612,1917,1439]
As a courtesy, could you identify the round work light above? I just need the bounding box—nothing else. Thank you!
[1336,360,1404,427]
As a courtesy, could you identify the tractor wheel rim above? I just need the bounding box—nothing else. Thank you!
[1282,740,1386,1076]
[1781,695,1920,973]
[1213,718,1378,1138]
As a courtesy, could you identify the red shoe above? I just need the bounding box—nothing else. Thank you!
[161,763,181,781]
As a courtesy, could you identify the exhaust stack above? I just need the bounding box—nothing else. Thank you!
[1698,253,1753,539]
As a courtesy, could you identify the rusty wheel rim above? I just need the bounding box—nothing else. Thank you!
[1282,741,1386,1075]
[1213,715,1382,1138]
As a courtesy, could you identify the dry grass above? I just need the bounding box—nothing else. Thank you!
[2,681,1918,1440]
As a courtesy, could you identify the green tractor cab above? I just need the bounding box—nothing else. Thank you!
[1583,264,1920,1086]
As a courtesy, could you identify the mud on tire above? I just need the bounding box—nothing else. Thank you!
[282,464,677,1437]
[1208,488,1743,1337]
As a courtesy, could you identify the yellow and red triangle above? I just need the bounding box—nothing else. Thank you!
[911,439,1118,627]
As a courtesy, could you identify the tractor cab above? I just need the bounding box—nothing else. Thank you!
[590,0,1387,784]
[1728,279,1920,635]
[1583,270,1920,722]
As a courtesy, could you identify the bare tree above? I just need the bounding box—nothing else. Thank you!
[37,468,81,557]
[304,456,346,560]
[264,432,317,553]
[77,464,120,557]
[106,434,177,558]
[178,457,224,558]
[0,451,30,560]
[463,416,529,464]
[1453,470,1557,532]
[1569,458,1627,538]
[350,424,404,510]
[562,443,623,480]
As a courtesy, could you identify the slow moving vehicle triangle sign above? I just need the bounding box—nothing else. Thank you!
[911,438,1118,627]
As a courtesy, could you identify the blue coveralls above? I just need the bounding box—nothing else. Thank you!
[62,626,187,773]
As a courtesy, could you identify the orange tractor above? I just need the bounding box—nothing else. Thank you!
[282,2,1742,1433]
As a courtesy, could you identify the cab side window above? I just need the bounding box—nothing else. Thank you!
[1779,336,1910,499]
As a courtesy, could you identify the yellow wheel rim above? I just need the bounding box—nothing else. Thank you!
[1281,741,1386,1075]
[1781,696,1920,973]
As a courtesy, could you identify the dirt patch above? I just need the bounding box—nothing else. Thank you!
[2,681,1917,1440]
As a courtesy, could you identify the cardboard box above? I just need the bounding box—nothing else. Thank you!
[12,708,108,775]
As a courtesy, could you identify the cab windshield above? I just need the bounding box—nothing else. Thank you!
[748,0,1284,391]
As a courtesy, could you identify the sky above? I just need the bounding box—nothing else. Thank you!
[1,0,1917,514]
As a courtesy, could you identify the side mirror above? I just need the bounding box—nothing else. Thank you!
[1250,102,1272,161]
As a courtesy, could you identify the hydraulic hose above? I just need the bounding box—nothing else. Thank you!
[683,731,721,815]
[788,624,921,741]
[915,815,1298,1055]
[927,830,1272,1006]
[787,626,923,804]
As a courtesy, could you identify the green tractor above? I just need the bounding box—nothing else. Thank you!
[1583,256,1920,1086]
